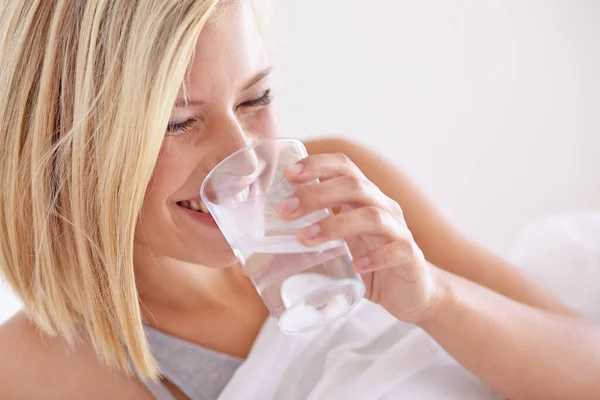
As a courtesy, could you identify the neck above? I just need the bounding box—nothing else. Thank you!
[134,248,256,315]
[133,247,269,358]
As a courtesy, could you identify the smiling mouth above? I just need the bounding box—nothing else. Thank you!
[177,199,210,214]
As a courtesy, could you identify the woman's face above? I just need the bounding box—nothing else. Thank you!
[135,3,277,267]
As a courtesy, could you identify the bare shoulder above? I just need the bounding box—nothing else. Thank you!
[0,312,153,400]
[304,136,389,172]
[304,136,368,156]
[304,136,405,185]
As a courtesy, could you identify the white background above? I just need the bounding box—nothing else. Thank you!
[1,0,599,323]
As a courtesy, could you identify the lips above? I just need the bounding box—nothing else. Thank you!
[175,195,220,228]
[177,198,210,213]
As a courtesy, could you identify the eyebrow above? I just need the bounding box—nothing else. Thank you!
[241,66,274,91]
[174,66,274,108]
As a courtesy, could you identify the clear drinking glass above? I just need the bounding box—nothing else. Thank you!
[200,138,365,333]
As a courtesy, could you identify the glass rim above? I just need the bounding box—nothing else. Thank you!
[200,136,304,207]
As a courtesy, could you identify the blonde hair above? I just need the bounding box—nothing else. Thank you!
[0,0,223,378]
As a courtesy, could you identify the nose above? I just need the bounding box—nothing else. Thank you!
[200,117,265,205]
[205,118,258,174]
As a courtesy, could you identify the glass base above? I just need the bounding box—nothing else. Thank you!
[277,276,365,334]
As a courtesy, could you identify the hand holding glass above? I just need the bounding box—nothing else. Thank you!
[201,138,365,333]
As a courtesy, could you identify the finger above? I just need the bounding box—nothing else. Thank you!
[296,206,408,246]
[352,240,422,279]
[284,152,362,184]
[277,175,384,220]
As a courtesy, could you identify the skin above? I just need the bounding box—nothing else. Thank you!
[1,3,599,399]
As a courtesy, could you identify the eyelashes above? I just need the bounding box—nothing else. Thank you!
[240,89,272,108]
[166,118,198,135]
[166,90,273,137]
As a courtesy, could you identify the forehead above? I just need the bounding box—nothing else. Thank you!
[182,2,268,99]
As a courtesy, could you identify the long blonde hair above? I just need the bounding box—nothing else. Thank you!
[0,0,224,378]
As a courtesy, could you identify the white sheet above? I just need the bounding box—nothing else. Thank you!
[219,209,600,399]
[510,210,600,321]
[218,300,500,400]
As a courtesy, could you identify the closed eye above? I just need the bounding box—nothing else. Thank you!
[166,118,197,136]
[240,89,272,108]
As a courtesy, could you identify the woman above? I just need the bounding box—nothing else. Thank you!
[0,1,598,399]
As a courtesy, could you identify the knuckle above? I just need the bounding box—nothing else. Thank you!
[410,241,424,259]
[402,240,416,257]
[398,237,421,261]
[365,205,385,226]
[343,173,363,189]
[389,199,403,216]
[333,152,351,165]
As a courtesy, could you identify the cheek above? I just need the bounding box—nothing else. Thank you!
[246,108,280,139]
[142,145,188,212]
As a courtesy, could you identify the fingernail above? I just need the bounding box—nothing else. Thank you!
[302,224,321,238]
[354,257,370,269]
[287,163,303,176]
[280,197,300,213]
